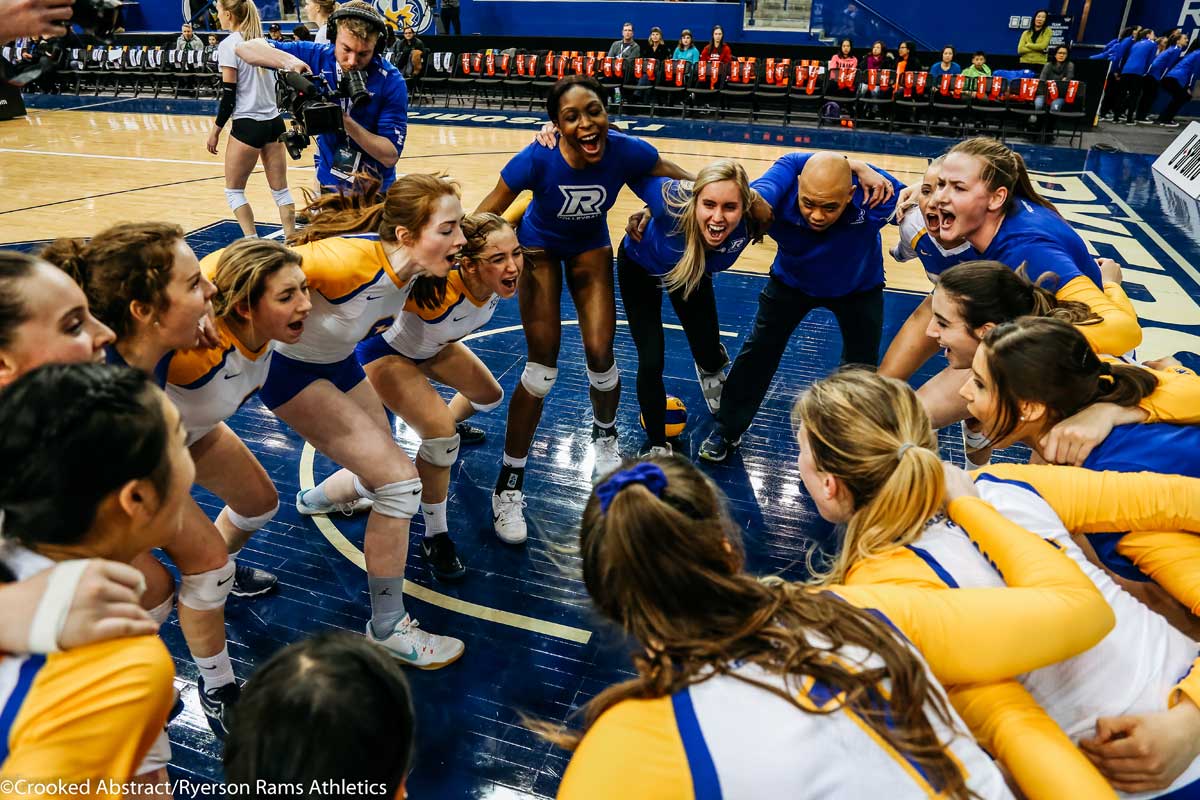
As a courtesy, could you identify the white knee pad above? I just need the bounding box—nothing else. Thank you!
[372,477,423,519]
[136,729,173,774]
[521,362,558,398]
[147,595,175,626]
[470,387,504,413]
[417,433,461,468]
[224,500,279,533]
[587,363,620,392]
[178,559,235,611]
[272,187,295,207]
[352,474,377,501]
[224,188,249,211]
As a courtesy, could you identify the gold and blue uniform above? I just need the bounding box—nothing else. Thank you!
[559,497,1115,800]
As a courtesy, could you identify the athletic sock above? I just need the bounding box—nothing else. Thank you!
[592,419,616,440]
[421,500,448,538]
[300,483,332,509]
[368,576,407,639]
[194,645,236,690]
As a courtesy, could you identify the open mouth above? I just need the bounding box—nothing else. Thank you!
[92,349,108,363]
[287,320,305,334]
[500,275,518,291]
[938,209,957,233]
[704,222,728,241]
[578,132,602,155]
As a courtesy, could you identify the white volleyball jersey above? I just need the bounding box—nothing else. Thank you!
[382,268,502,360]
[909,475,1200,798]
[166,319,274,446]
[891,204,973,283]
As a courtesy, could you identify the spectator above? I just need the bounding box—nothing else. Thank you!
[962,50,990,79]
[608,22,640,61]
[1138,32,1187,122]
[1116,27,1156,123]
[673,28,699,63]
[224,632,415,792]
[701,24,732,63]
[644,26,669,61]
[894,40,919,76]
[929,45,960,77]
[440,0,460,36]
[1017,9,1051,65]
[176,22,204,51]
[267,22,283,41]
[292,23,312,41]
[1035,45,1073,112]
[305,0,335,43]
[864,40,892,71]
[834,2,862,41]
[208,33,219,47]
[389,23,427,90]
[829,37,857,71]
[1156,37,1200,127]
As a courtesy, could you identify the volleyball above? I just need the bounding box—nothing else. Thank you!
[641,395,688,437]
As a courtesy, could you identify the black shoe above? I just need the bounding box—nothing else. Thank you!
[456,421,486,445]
[197,676,240,740]
[230,562,278,598]
[698,430,741,463]
[422,532,467,581]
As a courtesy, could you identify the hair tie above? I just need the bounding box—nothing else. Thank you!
[1097,361,1113,376]
[596,463,668,513]
[896,442,917,460]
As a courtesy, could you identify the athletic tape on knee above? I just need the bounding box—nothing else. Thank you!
[587,363,620,392]
[417,433,461,468]
[224,188,249,212]
[224,500,279,533]
[178,559,235,611]
[372,477,423,519]
[352,474,378,501]
[148,595,175,626]
[470,387,504,413]
[271,187,295,207]
[520,362,558,398]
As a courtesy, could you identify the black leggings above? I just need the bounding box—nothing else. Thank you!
[1159,77,1191,124]
[617,243,726,445]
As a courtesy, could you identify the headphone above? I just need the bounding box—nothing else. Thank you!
[325,3,390,57]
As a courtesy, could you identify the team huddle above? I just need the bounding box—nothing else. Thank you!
[1,71,1200,799]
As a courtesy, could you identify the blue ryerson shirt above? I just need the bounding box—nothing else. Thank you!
[500,129,659,257]
[977,199,1102,290]
[752,152,902,297]
[622,175,755,276]
[269,40,408,192]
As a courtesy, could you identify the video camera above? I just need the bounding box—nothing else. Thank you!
[1,0,123,87]
[276,68,371,160]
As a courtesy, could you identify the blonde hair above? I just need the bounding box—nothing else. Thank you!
[794,369,943,584]
[947,137,1058,217]
[219,0,263,40]
[209,238,303,320]
[663,160,755,299]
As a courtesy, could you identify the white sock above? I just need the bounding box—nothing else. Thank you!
[301,484,332,508]
[594,414,616,431]
[421,500,448,538]
[194,645,235,690]
[502,453,528,469]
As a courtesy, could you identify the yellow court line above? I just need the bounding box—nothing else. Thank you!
[297,443,594,645]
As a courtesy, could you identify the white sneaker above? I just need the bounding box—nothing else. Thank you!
[296,488,373,517]
[491,489,528,544]
[366,615,464,669]
[592,434,623,480]
[695,362,728,414]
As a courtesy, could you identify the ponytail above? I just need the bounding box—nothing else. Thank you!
[218,0,263,40]
[292,173,461,249]
[948,137,1058,217]
[793,369,943,584]
[938,260,1099,331]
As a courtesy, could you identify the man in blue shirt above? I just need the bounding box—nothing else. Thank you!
[699,151,902,462]
[236,1,407,194]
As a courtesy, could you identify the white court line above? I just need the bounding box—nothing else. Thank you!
[29,98,135,113]
[463,320,740,341]
[0,148,314,170]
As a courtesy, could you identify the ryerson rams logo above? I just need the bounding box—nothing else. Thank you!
[557,185,607,219]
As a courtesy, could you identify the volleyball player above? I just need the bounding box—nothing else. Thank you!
[475,75,692,544]
[0,364,184,786]
[795,368,1200,799]
[355,212,521,564]
[618,160,769,456]
[699,151,903,463]
[208,0,296,240]
[40,224,260,737]
[552,455,1114,798]
[218,174,467,667]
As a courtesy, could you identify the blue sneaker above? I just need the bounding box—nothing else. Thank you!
[698,430,741,463]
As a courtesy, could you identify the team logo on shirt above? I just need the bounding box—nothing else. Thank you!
[717,236,747,253]
[557,185,608,220]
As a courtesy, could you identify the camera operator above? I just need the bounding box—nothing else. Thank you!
[235,0,407,194]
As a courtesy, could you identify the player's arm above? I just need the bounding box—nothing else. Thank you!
[879,294,939,381]
[475,176,520,216]
[648,157,693,182]
[1055,275,1143,357]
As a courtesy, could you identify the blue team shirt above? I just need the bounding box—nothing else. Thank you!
[980,199,1102,291]
[105,344,171,388]
[269,41,408,192]
[621,175,754,276]
[752,152,902,297]
[1119,38,1158,76]
[1092,36,1133,67]
[929,62,962,78]
[500,129,659,256]
[1149,45,1183,80]
[1166,51,1200,87]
